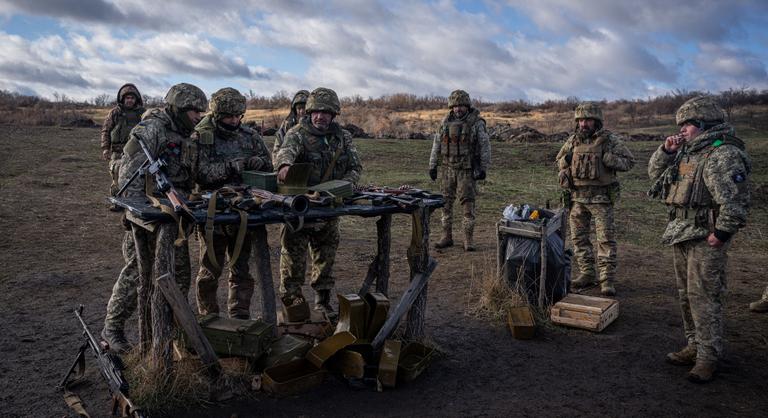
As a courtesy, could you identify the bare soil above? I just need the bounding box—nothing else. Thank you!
[1,126,767,417]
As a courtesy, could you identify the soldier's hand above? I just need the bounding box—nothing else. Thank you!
[474,169,486,181]
[706,232,725,248]
[664,134,684,153]
[429,168,437,181]
[228,158,246,175]
[246,156,266,171]
[277,165,291,183]
[102,149,110,161]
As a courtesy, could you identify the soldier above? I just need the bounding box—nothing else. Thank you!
[648,96,751,383]
[190,87,273,319]
[101,83,146,202]
[102,83,207,351]
[275,87,362,319]
[556,102,635,296]
[749,287,768,312]
[273,90,309,166]
[428,89,491,251]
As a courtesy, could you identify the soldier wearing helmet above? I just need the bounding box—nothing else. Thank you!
[102,83,207,352]
[275,87,362,319]
[101,83,146,201]
[189,87,273,319]
[556,102,635,296]
[274,90,309,165]
[429,89,491,251]
[648,95,751,383]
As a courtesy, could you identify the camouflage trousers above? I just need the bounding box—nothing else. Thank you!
[569,202,616,283]
[279,219,340,297]
[673,238,731,362]
[195,225,255,318]
[103,226,191,332]
[440,166,477,234]
[108,152,122,196]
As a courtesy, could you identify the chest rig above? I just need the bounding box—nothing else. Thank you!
[110,109,143,153]
[440,114,478,169]
[570,133,615,187]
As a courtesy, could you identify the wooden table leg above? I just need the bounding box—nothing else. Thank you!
[375,214,392,296]
[405,206,431,340]
[538,219,549,308]
[132,224,153,355]
[150,223,176,372]
[252,225,277,335]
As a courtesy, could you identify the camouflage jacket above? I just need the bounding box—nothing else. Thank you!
[275,117,362,186]
[556,129,635,204]
[100,105,146,155]
[118,108,195,197]
[429,108,491,171]
[189,115,273,190]
[648,123,751,245]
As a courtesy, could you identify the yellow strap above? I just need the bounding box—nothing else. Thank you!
[204,189,221,270]
[227,208,248,270]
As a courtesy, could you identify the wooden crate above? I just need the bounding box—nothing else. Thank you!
[550,294,619,332]
[507,306,536,340]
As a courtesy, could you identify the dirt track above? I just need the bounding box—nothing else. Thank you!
[1,126,767,417]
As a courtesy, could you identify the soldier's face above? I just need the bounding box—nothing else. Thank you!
[186,109,204,126]
[296,104,306,118]
[679,122,703,141]
[452,105,469,118]
[219,114,243,126]
[123,94,137,108]
[577,118,597,132]
[310,111,334,130]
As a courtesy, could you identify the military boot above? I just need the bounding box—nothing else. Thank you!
[749,298,768,313]
[463,228,475,252]
[101,328,131,354]
[666,344,697,366]
[599,279,616,297]
[314,289,337,321]
[571,272,597,289]
[434,227,454,249]
[687,360,717,383]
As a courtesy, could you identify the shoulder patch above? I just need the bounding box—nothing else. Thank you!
[712,139,724,147]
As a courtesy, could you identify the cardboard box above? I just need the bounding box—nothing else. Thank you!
[550,294,619,332]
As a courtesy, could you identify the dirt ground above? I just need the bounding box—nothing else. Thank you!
[1,125,768,417]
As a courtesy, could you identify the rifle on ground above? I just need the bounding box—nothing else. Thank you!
[115,137,192,218]
[59,305,146,417]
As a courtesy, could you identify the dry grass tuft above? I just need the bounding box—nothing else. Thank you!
[465,257,527,322]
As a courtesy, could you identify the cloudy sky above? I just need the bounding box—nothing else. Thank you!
[0,0,766,102]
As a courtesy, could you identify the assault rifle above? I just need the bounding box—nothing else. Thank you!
[59,305,146,418]
[349,185,441,207]
[115,137,192,217]
[220,185,310,214]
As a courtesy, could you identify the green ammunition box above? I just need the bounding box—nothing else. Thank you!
[242,170,277,192]
[195,314,274,359]
[257,334,313,370]
[309,180,354,198]
[398,342,435,382]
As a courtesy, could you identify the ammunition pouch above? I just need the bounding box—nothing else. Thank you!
[668,206,718,230]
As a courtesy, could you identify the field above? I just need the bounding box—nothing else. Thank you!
[1,123,767,417]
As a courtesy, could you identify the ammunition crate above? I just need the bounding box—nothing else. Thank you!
[550,294,619,332]
[309,180,354,198]
[242,171,277,192]
[193,314,274,359]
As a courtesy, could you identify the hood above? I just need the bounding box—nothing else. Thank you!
[117,83,143,107]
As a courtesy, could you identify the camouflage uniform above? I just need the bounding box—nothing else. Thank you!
[189,88,273,319]
[648,96,750,380]
[556,102,635,295]
[429,90,491,251]
[275,88,362,312]
[101,84,146,197]
[274,90,309,166]
[104,83,207,347]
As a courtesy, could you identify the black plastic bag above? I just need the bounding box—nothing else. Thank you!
[501,232,571,306]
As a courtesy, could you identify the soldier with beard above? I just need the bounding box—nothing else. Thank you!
[190,87,273,319]
[429,90,491,251]
[274,90,309,166]
[649,96,751,383]
[275,87,362,320]
[556,102,635,296]
[102,83,207,352]
[101,83,146,201]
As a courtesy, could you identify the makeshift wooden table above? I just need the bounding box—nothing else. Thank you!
[110,194,443,372]
[496,208,566,307]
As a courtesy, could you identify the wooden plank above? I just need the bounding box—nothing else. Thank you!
[372,258,438,350]
[156,273,221,378]
[150,223,176,372]
[405,207,431,340]
[132,225,153,354]
[252,225,277,335]
[498,225,542,239]
[558,294,615,312]
[374,214,392,296]
[551,297,620,332]
[507,306,536,340]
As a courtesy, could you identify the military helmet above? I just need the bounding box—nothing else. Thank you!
[448,89,471,108]
[209,87,247,116]
[292,90,310,108]
[574,102,603,122]
[305,87,341,114]
[675,96,725,126]
[164,83,208,112]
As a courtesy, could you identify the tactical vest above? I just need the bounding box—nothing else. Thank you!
[570,133,615,187]
[298,124,347,186]
[440,114,479,169]
[665,148,714,208]
[110,109,143,154]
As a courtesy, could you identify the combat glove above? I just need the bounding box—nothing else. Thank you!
[429,168,438,181]
[228,158,246,175]
[474,170,486,180]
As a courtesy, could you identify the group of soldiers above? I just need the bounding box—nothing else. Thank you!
[99,83,756,384]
